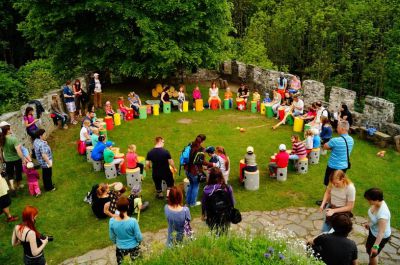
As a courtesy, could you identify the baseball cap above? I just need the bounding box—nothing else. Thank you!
[246,146,254,153]
[114,182,123,192]
[26,162,34,169]
[279,144,287,151]
[0,121,10,127]
[205,146,215,154]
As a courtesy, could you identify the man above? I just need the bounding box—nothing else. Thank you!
[33,129,56,192]
[309,214,358,265]
[146,137,177,199]
[82,110,99,128]
[237,83,249,104]
[291,95,304,116]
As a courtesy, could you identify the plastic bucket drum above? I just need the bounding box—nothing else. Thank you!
[260,103,266,115]
[239,159,246,183]
[210,98,219,110]
[251,101,257,113]
[266,105,274,118]
[224,99,230,110]
[195,99,203,112]
[183,101,189,112]
[163,102,171,113]
[139,106,147,119]
[304,123,311,132]
[126,108,134,120]
[153,104,159,116]
[236,98,246,111]
[286,114,294,126]
[278,107,286,121]
[293,117,304,132]
[104,116,114,130]
[146,105,152,115]
[114,113,121,126]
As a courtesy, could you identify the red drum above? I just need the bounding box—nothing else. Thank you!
[115,153,126,174]
[126,108,134,121]
[278,107,286,121]
[104,116,114,130]
[236,98,246,111]
[77,140,86,155]
[210,98,219,110]
[239,159,246,183]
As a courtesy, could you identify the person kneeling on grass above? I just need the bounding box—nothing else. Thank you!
[104,145,124,175]
[269,144,289,178]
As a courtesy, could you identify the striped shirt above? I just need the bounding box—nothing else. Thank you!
[292,141,307,159]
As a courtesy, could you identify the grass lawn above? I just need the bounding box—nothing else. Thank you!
[1,82,399,264]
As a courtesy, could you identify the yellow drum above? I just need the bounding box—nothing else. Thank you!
[195,99,203,112]
[260,103,266,115]
[153,104,160,116]
[183,101,189,112]
[114,113,121,126]
[293,117,304,132]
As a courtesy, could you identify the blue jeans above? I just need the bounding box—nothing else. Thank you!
[185,171,199,206]
[321,203,333,233]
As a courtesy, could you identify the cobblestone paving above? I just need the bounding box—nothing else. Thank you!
[60,207,400,265]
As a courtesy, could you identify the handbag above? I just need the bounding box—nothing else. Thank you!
[230,207,242,224]
[341,136,351,169]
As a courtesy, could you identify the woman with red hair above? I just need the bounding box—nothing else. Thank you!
[12,206,49,265]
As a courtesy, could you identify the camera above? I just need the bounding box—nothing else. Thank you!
[40,234,54,242]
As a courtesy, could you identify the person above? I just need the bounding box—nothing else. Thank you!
[127,185,149,216]
[300,103,317,122]
[90,128,100,147]
[117,97,128,119]
[304,129,314,154]
[164,186,191,246]
[269,144,289,178]
[91,135,112,161]
[322,121,354,186]
[160,85,170,110]
[93,73,102,109]
[339,104,353,127]
[146,137,177,199]
[237,83,249,104]
[104,144,124,175]
[310,101,329,128]
[364,188,391,265]
[224,87,233,108]
[309,214,358,265]
[288,75,301,94]
[289,135,307,161]
[11,206,49,265]
[319,170,355,232]
[109,196,142,265]
[82,109,99,128]
[242,146,257,179]
[63,80,78,125]
[276,72,287,99]
[0,122,25,191]
[80,119,92,146]
[208,81,221,109]
[202,167,235,235]
[107,182,127,215]
[33,129,56,192]
[185,134,207,207]
[50,95,68,129]
[216,146,230,184]
[128,91,142,114]
[91,183,115,219]
[312,128,321,149]
[320,116,333,145]
[252,90,261,102]
[204,146,226,176]
[126,144,144,174]
[192,85,202,108]
[271,89,282,116]
[177,85,186,112]
[23,162,41,197]
[105,101,115,118]
[73,79,85,117]
[291,95,304,117]
[23,107,39,140]
[0,173,18,222]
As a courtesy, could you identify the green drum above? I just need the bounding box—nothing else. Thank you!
[139,106,147,119]
[304,123,311,132]
[163,102,171,114]
[286,115,294,126]
[99,129,107,140]
[251,101,257,113]
[266,105,274,118]
[224,99,230,110]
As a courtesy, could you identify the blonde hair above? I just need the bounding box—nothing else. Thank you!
[92,128,99,135]
[304,129,313,137]
[328,170,352,188]
[118,96,123,100]
[128,144,136,153]
[83,119,91,127]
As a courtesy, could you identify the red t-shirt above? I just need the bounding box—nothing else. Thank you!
[126,152,138,168]
[276,151,289,168]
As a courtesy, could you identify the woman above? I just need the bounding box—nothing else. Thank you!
[0,173,18,222]
[319,170,355,232]
[50,95,68,129]
[160,85,170,110]
[288,75,301,94]
[128,91,141,114]
[208,81,221,109]
[23,107,39,140]
[33,129,55,192]
[93,73,102,109]
[91,183,115,219]
[271,89,282,116]
[289,135,307,161]
[216,146,230,184]
[0,122,24,191]
[109,196,142,265]
[202,167,235,235]
[185,134,206,207]
[11,206,49,265]
[165,186,191,246]
[320,116,333,145]
[73,79,85,117]
[339,104,353,127]
[63,80,77,125]
[364,188,391,265]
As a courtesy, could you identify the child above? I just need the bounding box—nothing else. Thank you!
[216,146,230,183]
[269,144,290,178]
[105,101,115,117]
[243,146,257,178]
[23,162,41,197]
[252,90,261,102]
[80,119,92,146]
[192,85,202,109]
[320,116,333,145]
[126,144,144,174]
[312,128,321,149]
[104,145,125,175]
[117,97,128,119]
[224,87,233,108]
[301,103,317,122]
[289,135,307,160]
[91,128,100,147]
[177,85,186,112]
[304,129,314,154]
[127,185,149,216]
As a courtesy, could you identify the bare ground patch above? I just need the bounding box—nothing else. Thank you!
[177,118,193,124]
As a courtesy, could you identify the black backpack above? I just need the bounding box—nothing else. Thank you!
[206,188,232,218]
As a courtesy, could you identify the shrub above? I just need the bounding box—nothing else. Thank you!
[0,61,26,114]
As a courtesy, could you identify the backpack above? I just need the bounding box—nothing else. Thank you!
[179,143,191,175]
[206,188,232,219]
[193,152,205,166]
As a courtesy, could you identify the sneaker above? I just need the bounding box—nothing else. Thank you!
[35,193,41,198]
[50,187,57,192]
[179,109,182,112]
[315,200,322,206]
[6,216,18,222]
[190,201,201,207]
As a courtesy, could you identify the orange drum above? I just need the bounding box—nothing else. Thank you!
[236,98,246,111]
[239,159,246,183]
[104,116,114,130]
[210,98,219,110]
[126,108,134,121]
[115,153,126,174]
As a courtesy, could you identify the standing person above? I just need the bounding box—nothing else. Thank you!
[0,122,25,191]
[185,134,207,206]
[11,206,49,265]
[202,167,235,235]
[109,196,142,265]
[276,72,287,99]
[50,95,68,129]
[93,73,102,109]
[164,186,191,246]
[339,104,353,127]
[177,85,186,112]
[23,107,39,140]
[364,188,391,265]
[0,173,18,222]
[319,170,355,232]
[216,146,230,184]
[322,121,354,186]
[145,137,177,199]
[33,129,56,192]
[23,162,41,197]
[160,85,170,110]
[73,79,85,117]
[63,80,78,125]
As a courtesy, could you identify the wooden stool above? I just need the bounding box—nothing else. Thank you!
[92,160,103,172]
[86,146,94,163]
[296,158,308,174]
[244,170,259,191]
[126,167,141,189]
[277,167,288,182]
[104,163,117,179]
[309,148,320,165]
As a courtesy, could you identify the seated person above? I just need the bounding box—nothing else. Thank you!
[80,119,92,146]
[105,101,115,117]
[291,95,304,117]
[128,91,142,113]
[127,185,149,216]
[160,85,170,110]
[303,129,313,154]
[91,135,112,161]
[90,128,100,147]
[91,183,116,219]
[320,116,333,145]
[300,103,317,121]
[252,90,261,102]
[104,145,125,175]
[271,89,282,116]
[208,81,221,109]
[242,146,257,177]
[126,144,144,174]
[312,128,321,149]
[117,97,128,119]
[308,214,358,265]
[192,85,202,108]
[82,110,100,128]
[269,144,289,178]
[287,75,301,94]
[224,87,233,108]
[237,83,249,104]
[289,135,307,160]
[50,95,69,129]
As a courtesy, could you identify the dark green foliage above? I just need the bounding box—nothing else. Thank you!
[0,62,26,114]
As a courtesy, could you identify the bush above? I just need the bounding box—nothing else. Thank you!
[0,61,26,114]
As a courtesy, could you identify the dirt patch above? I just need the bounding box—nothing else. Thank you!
[177,118,193,124]
[218,114,260,120]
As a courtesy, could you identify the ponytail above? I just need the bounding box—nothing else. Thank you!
[116,196,129,218]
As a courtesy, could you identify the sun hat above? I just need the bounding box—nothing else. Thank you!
[0,121,10,127]
[279,144,287,151]
[246,146,254,153]
[26,162,34,169]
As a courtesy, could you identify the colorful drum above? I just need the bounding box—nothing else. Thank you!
[104,116,114,131]
[195,99,203,112]
[293,117,304,132]
[139,106,147,119]
[126,108,134,121]
[270,155,277,163]
[260,103,266,115]
[236,98,246,111]
[304,123,311,132]
[224,99,230,110]
[114,113,121,126]
[286,114,294,126]
[99,129,107,140]
[266,105,274,118]
[251,101,257,113]
[183,101,189,112]
[163,102,171,113]
[239,159,246,183]
[146,105,152,115]
[99,121,106,130]
[278,107,286,121]
[153,104,159,116]
[115,153,126,174]
[210,98,219,110]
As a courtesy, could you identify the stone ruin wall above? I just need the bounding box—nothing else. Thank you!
[220,60,400,138]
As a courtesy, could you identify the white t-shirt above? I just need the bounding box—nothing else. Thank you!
[94,79,102,93]
[80,127,90,141]
[330,183,355,207]
[305,136,313,149]
[316,107,328,122]
[368,201,391,238]
[209,87,219,97]
[293,99,304,113]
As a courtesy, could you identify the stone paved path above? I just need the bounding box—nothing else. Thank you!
[60,207,400,265]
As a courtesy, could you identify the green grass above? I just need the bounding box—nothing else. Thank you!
[1,82,399,264]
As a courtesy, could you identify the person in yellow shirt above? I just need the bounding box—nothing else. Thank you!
[224,87,233,108]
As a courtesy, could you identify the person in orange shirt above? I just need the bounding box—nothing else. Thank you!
[224,87,233,108]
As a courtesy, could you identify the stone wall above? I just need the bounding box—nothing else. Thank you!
[329,86,357,112]
[302,80,325,106]
[363,96,395,124]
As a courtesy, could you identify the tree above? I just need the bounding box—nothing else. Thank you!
[14,0,233,79]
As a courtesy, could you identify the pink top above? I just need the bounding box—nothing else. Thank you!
[126,152,138,168]
[117,100,127,111]
[105,105,115,115]
[193,89,202,100]
[23,166,39,183]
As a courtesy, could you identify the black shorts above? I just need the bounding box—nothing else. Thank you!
[0,194,11,209]
[365,229,390,255]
